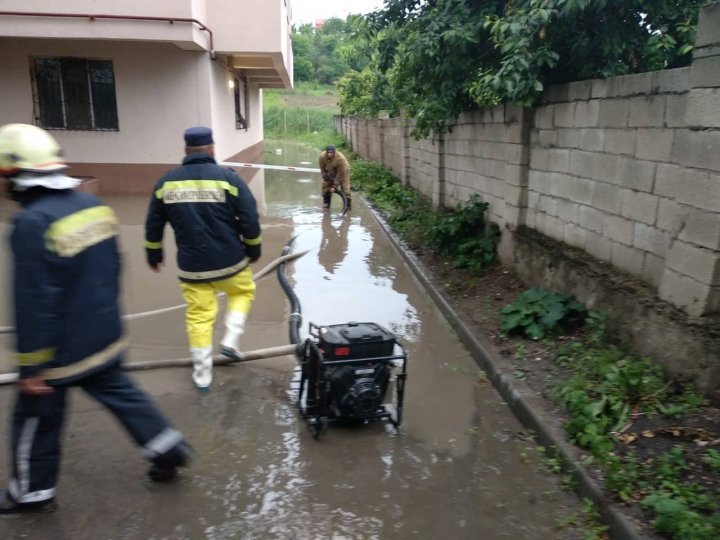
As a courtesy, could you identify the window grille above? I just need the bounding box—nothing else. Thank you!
[31,57,119,131]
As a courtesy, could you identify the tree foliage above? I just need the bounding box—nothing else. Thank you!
[291,16,371,85]
[338,0,707,137]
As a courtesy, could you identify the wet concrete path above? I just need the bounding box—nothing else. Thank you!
[0,142,585,539]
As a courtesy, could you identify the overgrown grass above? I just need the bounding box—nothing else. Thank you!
[263,83,339,148]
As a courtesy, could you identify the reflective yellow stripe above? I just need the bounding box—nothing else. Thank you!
[16,347,56,366]
[178,258,249,281]
[144,240,163,249]
[155,179,238,199]
[40,338,127,381]
[243,235,262,246]
[45,206,118,257]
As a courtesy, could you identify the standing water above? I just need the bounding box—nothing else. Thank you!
[0,142,585,539]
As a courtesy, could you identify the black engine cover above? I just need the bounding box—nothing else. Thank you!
[328,363,391,419]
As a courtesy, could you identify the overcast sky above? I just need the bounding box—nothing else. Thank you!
[291,0,386,25]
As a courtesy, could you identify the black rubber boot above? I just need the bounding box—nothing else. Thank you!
[147,441,193,482]
[346,197,352,211]
[0,489,56,514]
[322,193,331,209]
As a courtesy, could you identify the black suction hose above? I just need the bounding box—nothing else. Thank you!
[334,190,349,216]
[277,236,304,358]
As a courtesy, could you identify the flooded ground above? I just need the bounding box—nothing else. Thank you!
[0,142,585,539]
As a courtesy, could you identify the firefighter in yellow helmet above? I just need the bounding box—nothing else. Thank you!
[0,124,192,514]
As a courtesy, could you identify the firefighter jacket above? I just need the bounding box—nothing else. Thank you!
[11,188,125,383]
[319,150,350,185]
[145,152,261,283]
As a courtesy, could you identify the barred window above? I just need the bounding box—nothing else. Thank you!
[31,57,119,131]
[234,77,248,130]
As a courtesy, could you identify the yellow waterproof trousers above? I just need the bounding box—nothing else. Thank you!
[179,267,256,349]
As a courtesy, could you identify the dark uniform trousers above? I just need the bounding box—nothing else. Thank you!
[9,361,187,504]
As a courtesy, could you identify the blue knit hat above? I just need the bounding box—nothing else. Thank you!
[184,126,214,147]
[325,144,336,152]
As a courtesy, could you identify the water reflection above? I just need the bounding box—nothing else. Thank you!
[318,213,350,274]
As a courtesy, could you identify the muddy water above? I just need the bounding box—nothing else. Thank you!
[0,144,584,539]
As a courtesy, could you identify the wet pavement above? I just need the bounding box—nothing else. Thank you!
[0,142,585,539]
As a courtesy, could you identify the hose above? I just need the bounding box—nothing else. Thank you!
[277,236,304,357]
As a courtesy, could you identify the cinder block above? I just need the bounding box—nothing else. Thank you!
[656,165,720,213]
[652,68,690,94]
[604,129,637,156]
[665,240,720,284]
[689,55,720,89]
[528,170,551,192]
[593,181,622,214]
[575,100,600,127]
[586,231,613,262]
[544,84,570,104]
[685,88,720,128]
[659,269,715,317]
[538,194,558,216]
[548,149,571,172]
[501,143,523,165]
[628,96,666,127]
[591,79,609,99]
[564,176,595,206]
[556,199,580,223]
[603,214,634,245]
[579,205,605,233]
[672,129,720,171]
[564,223,587,248]
[635,129,675,162]
[678,208,720,251]
[611,242,645,276]
[570,150,620,183]
[598,99,630,128]
[634,223,671,257]
[695,2,720,48]
[558,128,582,149]
[504,163,527,186]
[543,215,566,241]
[503,183,523,206]
[642,253,666,288]
[620,72,654,96]
[533,105,555,129]
[622,190,659,225]
[554,102,577,128]
[579,129,606,152]
[665,95,689,128]
[616,157,656,193]
[568,80,593,101]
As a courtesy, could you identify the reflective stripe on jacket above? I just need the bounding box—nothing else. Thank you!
[11,189,125,382]
[145,153,261,283]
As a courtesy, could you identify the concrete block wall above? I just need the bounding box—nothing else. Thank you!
[379,118,405,179]
[337,2,720,320]
[443,106,529,228]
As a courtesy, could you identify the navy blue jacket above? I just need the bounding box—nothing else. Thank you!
[144,153,261,283]
[11,189,125,383]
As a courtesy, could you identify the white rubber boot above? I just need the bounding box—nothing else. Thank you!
[191,346,213,391]
[220,312,246,360]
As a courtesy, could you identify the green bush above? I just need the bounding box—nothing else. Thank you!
[501,287,587,340]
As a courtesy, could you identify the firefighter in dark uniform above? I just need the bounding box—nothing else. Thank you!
[144,127,261,391]
[0,124,192,514]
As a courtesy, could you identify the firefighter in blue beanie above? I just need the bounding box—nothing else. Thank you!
[0,123,192,514]
[144,126,262,391]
